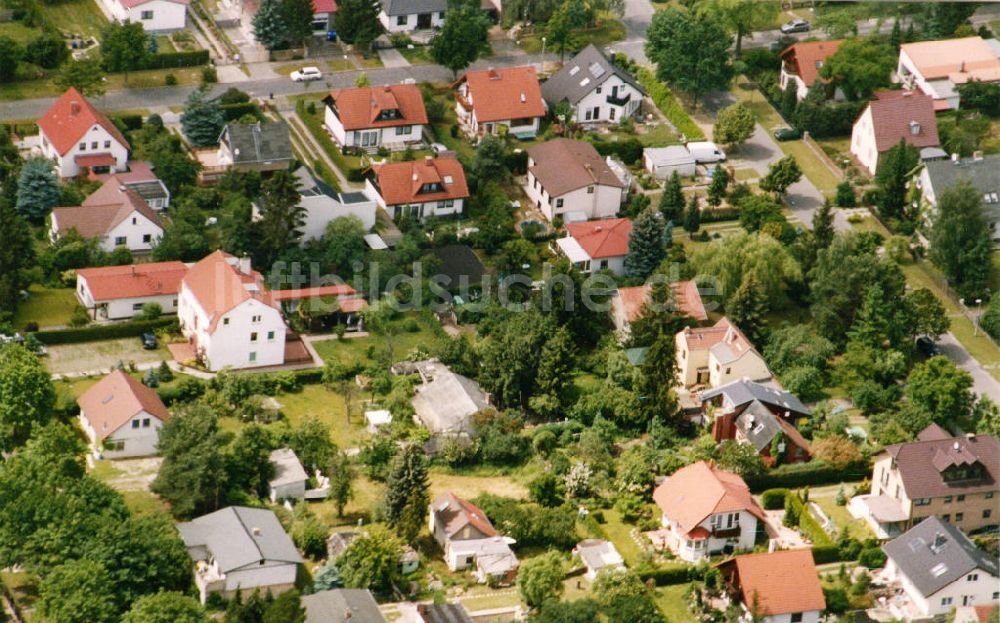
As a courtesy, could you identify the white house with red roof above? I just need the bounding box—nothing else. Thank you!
[102,0,189,31]
[37,88,130,178]
[76,260,188,320]
[453,66,546,138]
[675,317,771,388]
[94,161,171,210]
[378,0,447,33]
[323,84,428,151]
[718,549,826,623]
[850,90,940,175]
[555,218,631,275]
[365,156,469,221]
[525,138,626,223]
[779,40,844,101]
[77,369,172,458]
[610,281,708,334]
[311,0,335,32]
[177,251,287,371]
[430,492,518,584]
[50,179,164,253]
[652,460,767,562]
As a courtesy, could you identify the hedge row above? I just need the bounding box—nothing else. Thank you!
[34,318,177,345]
[221,102,261,121]
[591,137,643,166]
[745,460,871,492]
[156,365,327,406]
[636,68,706,141]
[635,562,697,586]
[138,49,210,70]
[700,207,740,224]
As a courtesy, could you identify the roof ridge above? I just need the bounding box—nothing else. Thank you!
[230,506,267,563]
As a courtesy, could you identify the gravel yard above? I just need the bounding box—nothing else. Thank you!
[45,338,171,376]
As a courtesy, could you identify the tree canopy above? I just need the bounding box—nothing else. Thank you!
[646,7,733,104]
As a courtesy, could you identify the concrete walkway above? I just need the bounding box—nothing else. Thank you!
[377,48,411,69]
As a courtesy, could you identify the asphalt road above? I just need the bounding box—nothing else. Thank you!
[938,332,1000,403]
[611,0,655,64]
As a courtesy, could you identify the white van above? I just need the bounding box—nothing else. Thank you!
[686,141,727,163]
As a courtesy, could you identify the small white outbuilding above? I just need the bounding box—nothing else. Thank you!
[643,146,696,179]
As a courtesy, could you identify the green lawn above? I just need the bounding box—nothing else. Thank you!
[273,383,367,449]
[1,571,39,622]
[0,20,41,43]
[312,314,448,368]
[810,484,873,541]
[598,509,646,567]
[0,66,202,100]
[40,0,108,38]
[655,583,699,623]
[517,18,626,54]
[13,285,79,330]
[398,45,433,65]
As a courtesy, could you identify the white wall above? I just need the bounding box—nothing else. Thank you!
[126,0,187,31]
[644,153,696,179]
[676,333,710,387]
[574,75,642,123]
[525,167,622,222]
[324,104,424,150]
[40,123,129,178]
[887,558,1000,618]
[708,351,771,387]
[378,9,445,32]
[102,210,163,253]
[760,609,823,623]
[850,105,879,175]
[662,510,759,562]
[77,279,177,320]
[79,409,165,458]
[300,194,377,240]
[270,480,306,503]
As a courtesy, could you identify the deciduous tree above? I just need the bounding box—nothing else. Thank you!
[646,7,733,105]
[430,5,490,76]
[337,526,403,593]
[759,155,802,196]
[518,551,565,608]
[819,37,896,101]
[151,404,231,518]
[700,0,778,58]
[26,32,69,69]
[122,592,210,623]
[0,200,35,315]
[906,356,975,428]
[327,450,355,516]
[100,21,149,84]
[929,179,993,298]
[0,344,56,451]
[55,57,106,96]
[334,0,383,51]
[713,102,756,149]
[38,560,118,623]
[0,36,21,82]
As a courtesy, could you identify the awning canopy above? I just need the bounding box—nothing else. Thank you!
[338,297,368,313]
[555,236,591,264]
[74,153,117,167]
[270,285,356,300]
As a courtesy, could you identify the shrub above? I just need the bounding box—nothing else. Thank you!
[780,365,824,402]
[201,65,218,83]
[142,368,159,388]
[858,547,887,569]
[824,587,850,614]
[835,181,856,207]
[783,495,800,527]
[139,49,210,69]
[165,73,177,86]
[157,377,207,405]
[744,459,871,491]
[760,488,789,510]
[156,361,174,382]
[138,302,162,321]
[634,563,696,586]
[68,304,90,327]
[636,68,705,140]
[34,318,177,345]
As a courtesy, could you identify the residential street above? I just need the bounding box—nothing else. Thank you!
[614,0,656,64]
[938,332,1000,403]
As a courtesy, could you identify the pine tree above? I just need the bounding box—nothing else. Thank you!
[658,171,685,221]
[847,283,894,349]
[683,193,701,239]
[889,17,902,48]
[624,207,666,278]
[0,199,35,314]
[15,158,60,222]
[707,166,730,207]
[530,326,577,418]
[812,198,834,250]
[334,0,384,51]
[638,328,679,425]
[728,276,769,346]
[780,80,798,121]
[282,0,316,52]
[663,219,674,249]
[383,444,429,544]
[252,0,288,50]
[180,88,225,148]
[256,170,305,266]
[876,139,916,221]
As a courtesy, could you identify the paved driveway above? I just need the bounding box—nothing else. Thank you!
[378,48,411,69]
[937,332,1000,402]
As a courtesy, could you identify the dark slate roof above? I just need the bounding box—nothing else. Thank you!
[302,589,387,623]
[924,155,1000,216]
[417,604,475,623]
[379,0,447,16]
[176,506,302,573]
[734,400,783,452]
[541,44,644,106]
[882,516,999,597]
[699,378,810,416]
[431,244,486,288]
[880,432,1000,499]
[221,122,293,165]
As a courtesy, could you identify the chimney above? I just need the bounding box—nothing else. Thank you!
[239,255,252,275]
[488,68,499,79]
[119,185,127,192]
[902,91,912,97]
[252,527,261,536]
[70,101,80,115]
[953,441,961,452]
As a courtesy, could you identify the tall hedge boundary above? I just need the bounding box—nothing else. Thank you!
[745,460,871,492]
[33,318,177,345]
[636,68,706,141]
[138,49,210,70]
[635,562,698,586]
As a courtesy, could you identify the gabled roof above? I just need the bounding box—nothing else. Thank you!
[541,44,644,106]
[221,122,293,165]
[923,154,1000,204]
[779,40,843,87]
[882,516,999,597]
[379,0,447,16]
[176,506,302,573]
[324,84,428,131]
[616,281,708,324]
[699,378,810,417]
[527,138,625,196]
[269,448,309,487]
[181,250,277,333]
[416,604,476,623]
[454,66,546,123]
[371,157,469,206]
[312,0,336,13]
[412,363,488,434]
[565,218,632,259]
[77,370,170,440]
[720,549,826,616]
[900,37,1000,82]
[879,428,1000,499]
[574,539,624,572]
[302,589,386,623]
[865,90,940,153]
[38,88,130,156]
[652,460,766,536]
[52,186,163,240]
[733,400,811,455]
[76,261,188,302]
[432,492,498,541]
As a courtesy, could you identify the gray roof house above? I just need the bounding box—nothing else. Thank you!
[302,589,387,623]
[177,506,302,603]
[379,0,447,16]
[574,539,625,580]
[217,122,294,173]
[269,447,309,503]
[918,153,1000,244]
[882,516,1000,619]
[700,378,810,418]
[541,44,645,125]
[411,361,489,435]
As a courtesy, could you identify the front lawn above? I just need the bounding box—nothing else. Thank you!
[40,0,108,38]
[273,383,367,449]
[13,285,79,330]
[0,67,203,100]
[398,45,433,65]
[655,584,699,623]
[312,313,449,368]
[517,18,626,54]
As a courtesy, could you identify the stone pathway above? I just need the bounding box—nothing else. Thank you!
[377,48,411,69]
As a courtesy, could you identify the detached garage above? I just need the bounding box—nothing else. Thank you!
[643,146,696,179]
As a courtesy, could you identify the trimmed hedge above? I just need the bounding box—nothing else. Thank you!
[591,137,643,166]
[33,318,177,345]
[745,460,871,492]
[111,114,144,132]
[635,563,697,586]
[636,67,705,141]
[761,488,790,510]
[221,102,261,121]
[138,49,210,70]
[700,207,740,224]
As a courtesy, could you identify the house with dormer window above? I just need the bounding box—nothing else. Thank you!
[675,317,771,388]
[323,84,429,151]
[366,157,469,221]
[541,44,645,125]
[77,369,171,458]
[850,90,940,175]
[779,40,844,101]
[453,66,546,138]
[50,177,164,253]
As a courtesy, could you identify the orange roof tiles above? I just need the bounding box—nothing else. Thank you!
[325,84,428,131]
[77,261,188,301]
[721,549,826,616]
[371,157,469,206]
[901,37,1000,81]
[565,218,632,259]
[652,460,766,536]
[181,250,276,333]
[270,285,357,300]
[77,370,170,440]
[38,88,130,156]
[867,90,940,153]
[454,66,546,123]
[780,40,843,87]
[678,317,733,351]
[617,281,708,324]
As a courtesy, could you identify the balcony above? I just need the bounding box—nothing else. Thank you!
[711,526,741,539]
[606,92,631,107]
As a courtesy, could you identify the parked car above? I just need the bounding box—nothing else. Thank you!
[290,67,323,82]
[780,19,811,34]
[430,143,450,155]
[916,335,943,358]
[774,127,802,141]
[141,333,158,350]
[686,141,726,163]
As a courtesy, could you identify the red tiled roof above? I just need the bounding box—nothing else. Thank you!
[77,370,170,441]
[527,138,624,196]
[270,284,357,300]
[617,281,708,324]
[181,251,276,334]
[312,0,335,12]
[91,161,157,184]
[77,261,188,302]
[454,66,546,123]
[38,88,130,156]
[338,297,368,313]
[652,460,766,535]
[326,84,428,131]
[372,157,469,206]
[52,185,163,239]
[780,40,843,87]
[433,492,498,540]
[678,317,734,351]
[565,218,632,259]
[866,90,940,153]
[722,550,826,616]
[75,153,117,167]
